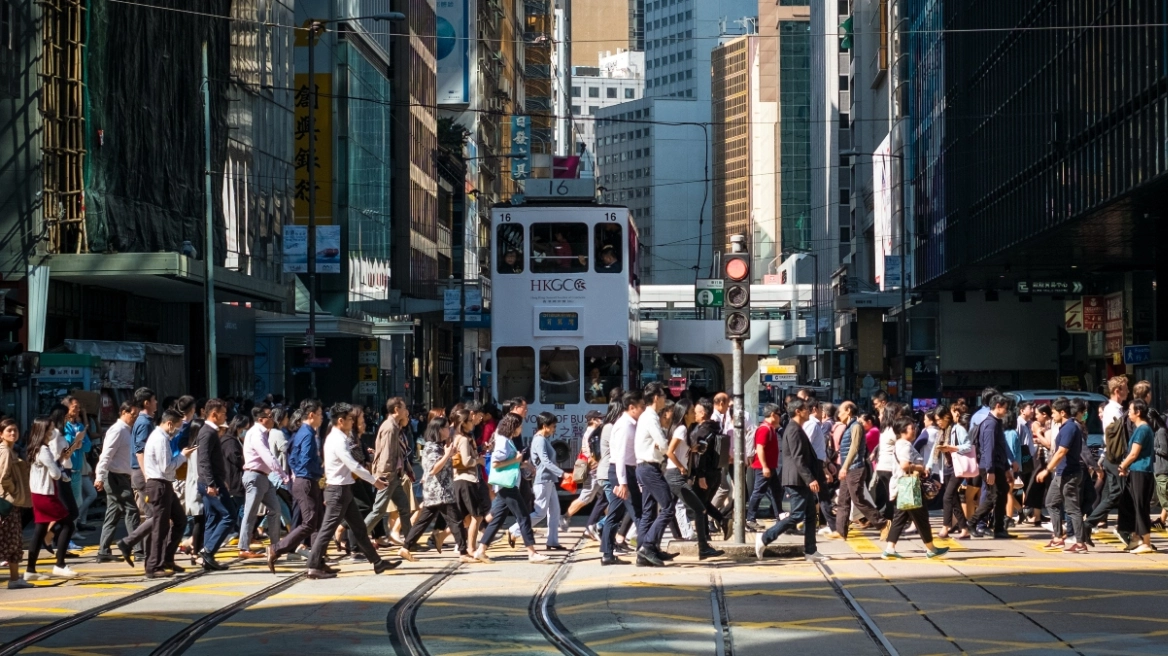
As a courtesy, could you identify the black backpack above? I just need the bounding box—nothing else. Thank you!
[1104,417,1131,465]
[588,426,603,462]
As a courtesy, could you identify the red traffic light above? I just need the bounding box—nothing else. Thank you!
[725,258,748,281]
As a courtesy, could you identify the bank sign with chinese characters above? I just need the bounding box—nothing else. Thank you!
[511,115,530,180]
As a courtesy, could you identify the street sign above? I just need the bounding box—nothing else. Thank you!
[1124,345,1151,365]
[695,278,724,307]
[1065,300,1085,334]
[1083,295,1104,331]
[762,374,798,384]
[1016,281,1084,295]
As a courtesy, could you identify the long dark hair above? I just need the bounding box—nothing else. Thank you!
[228,413,252,437]
[602,400,623,426]
[423,416,450,443]
[25,417,55,458]
[47,403,69,430]
[671,398,694,435]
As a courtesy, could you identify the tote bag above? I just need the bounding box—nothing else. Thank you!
[950,443,979,478]
[896,474,923,510]
[487,461,521,488]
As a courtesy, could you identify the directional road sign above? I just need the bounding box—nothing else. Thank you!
[696,278,724,307]
[1124,345,1151,365]
[1016,281,1084,295]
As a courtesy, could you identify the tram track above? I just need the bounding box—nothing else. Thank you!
[529,538,596,656]
[386,562,461,656]
[0,556,245,656]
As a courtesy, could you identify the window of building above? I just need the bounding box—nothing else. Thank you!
[497,346,535,402]
[607,87,617,98]
[585,345,623,402]
[497,224,524,274]
[686,69,693,78]
[625,88,634,99]
[686,10,693,19]
[588,86,599,98]
[531,222,588,273]
[644,147,651,157]
[571,86,581,97]
[571,104,581,114]
[670,73,677,83]
[589,106,598,115]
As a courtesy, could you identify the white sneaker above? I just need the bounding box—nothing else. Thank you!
[1131,543,1156,555]
[51,566,78,579]
[778,512,790,521]
[528,553,550,563]
[23,571,47,582]
[755,533,765,560]
[1091,525,1107,535]
[817,526,833,536]
[1041,522,1054,532]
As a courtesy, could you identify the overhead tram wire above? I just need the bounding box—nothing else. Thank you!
[106,1,1168,41]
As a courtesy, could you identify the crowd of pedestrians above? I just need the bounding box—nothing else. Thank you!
[1,376,1165,589]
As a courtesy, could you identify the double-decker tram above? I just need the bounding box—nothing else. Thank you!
[490,181,639,469]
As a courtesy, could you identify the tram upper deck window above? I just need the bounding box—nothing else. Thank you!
[497,224,524,274]
[539,347,580,404]
[585,345,623,404]
[594,223,622,273]
[531,223,588,273]
[497,346,535,402]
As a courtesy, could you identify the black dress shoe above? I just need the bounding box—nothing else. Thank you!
[992,531,1016,539]
[636,548,664,567]
[322,563,340,574]
[95,553,117,563]
[545,544,568,551]
[163,563,187,574]
[699,547,725,560]
[601,556,629,566]
[655,550,678,561]
[306,568,337,579]
[722,521,733,542]
[144,569,174,579]
[374,559,401,574]
[117,540,135,567]
[200,552,227,571]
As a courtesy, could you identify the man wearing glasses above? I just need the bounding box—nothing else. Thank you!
[238,404,290,559]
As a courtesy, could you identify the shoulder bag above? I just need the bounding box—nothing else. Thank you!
[894,442,924,510]
[487,460,521,488]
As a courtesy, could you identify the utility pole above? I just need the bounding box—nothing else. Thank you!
[202,42,217,398]
[306,21,320,399]
[724,235,751,544]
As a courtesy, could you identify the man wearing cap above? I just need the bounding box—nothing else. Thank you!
[563,411,607,531]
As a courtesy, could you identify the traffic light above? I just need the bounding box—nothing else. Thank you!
[0,315,23,358]
[723,252,751,340]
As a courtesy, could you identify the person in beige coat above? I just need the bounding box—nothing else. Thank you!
[0,418,33,588]
[364,397,412,542]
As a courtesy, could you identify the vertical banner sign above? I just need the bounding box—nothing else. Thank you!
[1065,299,1085,334]
[464,287,483,324]
[444,288,462,322]
[1082,295,1105,331]
[436,0,471,105]
[1104,292,1124,354]
[873,133,894,290]
[293,73,333,225]
[511,115,530,180]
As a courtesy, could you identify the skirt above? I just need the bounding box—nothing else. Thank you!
[0,509,23,561]
[454,479,484,518]
[32,490,68,524]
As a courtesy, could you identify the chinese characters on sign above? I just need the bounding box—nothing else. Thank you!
[1104,292,1124,354]
[511,115,530,180]
[1082,295,1104,331]
[293,73,333,225]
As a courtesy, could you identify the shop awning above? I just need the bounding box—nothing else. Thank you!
[47,253,288,304]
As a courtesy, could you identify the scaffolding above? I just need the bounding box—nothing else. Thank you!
[40,0,88,254]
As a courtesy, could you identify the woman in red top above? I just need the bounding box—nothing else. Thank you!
[862,413,881,455]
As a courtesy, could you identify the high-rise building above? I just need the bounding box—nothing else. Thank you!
[571,0,631,67]
[570,51,645,159]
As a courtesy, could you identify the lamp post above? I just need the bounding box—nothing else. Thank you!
[841,147,908,400]
[304,13,405,398]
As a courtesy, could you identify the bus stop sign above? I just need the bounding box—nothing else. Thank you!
[696,279,724,307]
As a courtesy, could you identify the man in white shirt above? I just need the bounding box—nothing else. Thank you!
[239,404,289,558]
[1102,376,1128,429]
[601,391,644,565]
[634,382,673,567]
[143,410,197,577]
[1086,376,1130,531]
[95,402,142,562]
[709,392,736,515]
[305,402,398,580]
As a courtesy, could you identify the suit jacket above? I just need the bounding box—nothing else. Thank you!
[780,420,817,488]
[220,434,245,497]
[196,423,226,490]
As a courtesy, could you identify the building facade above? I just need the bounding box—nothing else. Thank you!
[570,50,645,159]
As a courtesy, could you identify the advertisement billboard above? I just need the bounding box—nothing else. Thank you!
[436,0,473,105]
[873,133,894,290]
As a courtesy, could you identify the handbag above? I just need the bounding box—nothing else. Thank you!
[0,497,12,516]
[896,474,923,510]
[487,461,520,488]
[572,454,590,483]
[561,471,578,494]
[921,475,942,501]
[950,442,980,478]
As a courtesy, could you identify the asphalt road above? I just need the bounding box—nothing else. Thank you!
[3,519,1167,656]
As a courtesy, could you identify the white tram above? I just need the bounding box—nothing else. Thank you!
[490,187,639,468]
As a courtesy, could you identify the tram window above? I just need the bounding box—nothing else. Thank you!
[584,345,623,404]
[594,223,622,273]
[531,223,588,273]
[539,347,580,404]
[497,347,535,402]
[497,224,524,274]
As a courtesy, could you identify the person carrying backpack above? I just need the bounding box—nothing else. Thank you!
[1085,376,1131,531]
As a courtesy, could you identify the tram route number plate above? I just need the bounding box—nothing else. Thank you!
[696,279,724,307]
[538,311,580,331]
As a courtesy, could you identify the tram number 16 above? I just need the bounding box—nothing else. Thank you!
[604,212,619,222]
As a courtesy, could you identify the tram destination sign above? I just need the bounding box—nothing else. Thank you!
[695,279,724,307]
[1016,280,1084,295]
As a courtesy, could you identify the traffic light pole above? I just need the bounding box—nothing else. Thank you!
[731,336,746,544]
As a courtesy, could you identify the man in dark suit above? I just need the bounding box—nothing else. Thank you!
[755,399,830,562]
[197,399,234,571]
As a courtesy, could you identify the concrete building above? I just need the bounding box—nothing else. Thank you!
[570,50,645,160]
[570,0,631,67]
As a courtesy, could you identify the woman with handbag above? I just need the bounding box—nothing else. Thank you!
[25,417,80,580]
[1,418,34,588]
[931,407,973,539]
[882,418,949,560]
[450,409,484,552]
[473,413,549,563]
[398,416,475,563]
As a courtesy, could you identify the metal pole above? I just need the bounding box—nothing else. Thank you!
[813,253,820,384]
[307,23,319,399]
[202,42,218,398]
[898,154,907,401]
[731,337,745,544]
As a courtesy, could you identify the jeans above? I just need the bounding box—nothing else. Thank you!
[602,464,641,558]
[1045,472,1083,541]
[636,463,675,552]
[587,478,611,527]
[364,474,412,537]
[73,473,97,524]
[511,479,561,546]
[99,472,141,554]
[746,469,778,521]
[308,485,381,570]
[272,478,323,559]
[665,469,710,549]
[762,485,817,554]
[480,485,535,548]
[200,482,240,555]
[1085,460,1124,526]
[240,470,283,551]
